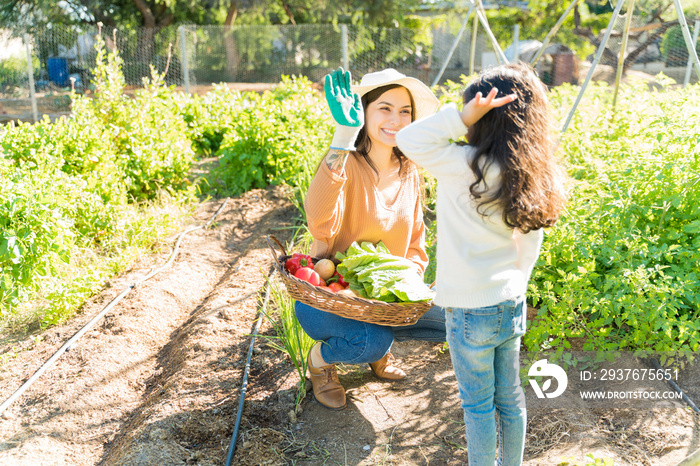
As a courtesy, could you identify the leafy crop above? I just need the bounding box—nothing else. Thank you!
[0,164,74,310]
[526,78,700,354]
[201,75,333,197]
[0,33,194,327]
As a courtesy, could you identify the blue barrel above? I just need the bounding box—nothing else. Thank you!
[47,58,69,87]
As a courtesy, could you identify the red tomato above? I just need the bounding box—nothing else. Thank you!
[318,286,333,293]
[330,271,349,288]
[294,267,321,287]
[328,282,345,293]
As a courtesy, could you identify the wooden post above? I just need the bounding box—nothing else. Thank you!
[24,34,39,123]
[179,26,190,94]
[341,24,349,71]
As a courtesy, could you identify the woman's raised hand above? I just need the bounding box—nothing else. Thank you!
[324,68,364,128]
[460,87,518,128]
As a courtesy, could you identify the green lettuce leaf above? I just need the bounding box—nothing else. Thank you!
[335,241,434,303]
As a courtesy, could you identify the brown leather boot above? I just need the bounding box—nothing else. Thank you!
[308,345,346,410]
[369,352,406,381]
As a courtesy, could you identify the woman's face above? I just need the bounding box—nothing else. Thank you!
[364,86,413,150]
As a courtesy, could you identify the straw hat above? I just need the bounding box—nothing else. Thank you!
[352,69,439,121]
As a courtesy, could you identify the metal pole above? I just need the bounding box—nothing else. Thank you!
[470,13,478,75]
[513,24,520,62]
[24,34,39,123]
[561,0,626,134]
[612,0,636,111]
[531,0,580,66]
[474,0,508,64]
[179,26,190,94]
[683,20,700,87]
[341,24,349,71]
[673,0,700,80]
[431,3,476,87]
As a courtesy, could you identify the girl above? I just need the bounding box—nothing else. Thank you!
[297,68,446,410]
[396,62,566,465]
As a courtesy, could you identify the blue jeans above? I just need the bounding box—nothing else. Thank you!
[294,301,446,365]
[444,296,527,466]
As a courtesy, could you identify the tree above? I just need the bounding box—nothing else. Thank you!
[573,0,700,71]
[219,0,424,80]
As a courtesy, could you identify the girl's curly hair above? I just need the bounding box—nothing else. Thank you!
[462,62,566,233]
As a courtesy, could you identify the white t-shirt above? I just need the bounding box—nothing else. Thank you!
[396,104,543,308]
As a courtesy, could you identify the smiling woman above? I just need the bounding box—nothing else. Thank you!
[296,67,447,411]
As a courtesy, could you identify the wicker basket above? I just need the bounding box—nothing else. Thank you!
[266,235,432,326]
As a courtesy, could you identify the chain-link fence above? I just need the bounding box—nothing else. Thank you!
[177,22,495,87]
[588,7,700,85]
[0,24,182,123]
[1,9,699,124]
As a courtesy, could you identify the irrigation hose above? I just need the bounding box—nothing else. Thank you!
[649,358,700,466]
[0,199,230,416]
[649,358,700,415]
[225,266,275,466]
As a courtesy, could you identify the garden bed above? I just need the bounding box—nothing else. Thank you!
[0,186,697,466]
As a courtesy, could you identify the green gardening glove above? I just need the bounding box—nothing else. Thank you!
[324,67,364,150]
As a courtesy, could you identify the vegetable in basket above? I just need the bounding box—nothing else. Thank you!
[294,267,322,286]
[335,241,435,303]
[285,253,313,275]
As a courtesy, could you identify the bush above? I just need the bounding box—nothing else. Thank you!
[0,32,195,326]
[206,75,333,196]
[661,25,700,67]
[0,55,40,96]
[178,84,245,157]
[0,164,74,312]
[79,35,195,201]
[524,79,700,354]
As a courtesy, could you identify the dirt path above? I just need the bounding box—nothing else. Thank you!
[0,186,698,465]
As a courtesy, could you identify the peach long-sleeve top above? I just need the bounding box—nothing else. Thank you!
[304,154,428,273]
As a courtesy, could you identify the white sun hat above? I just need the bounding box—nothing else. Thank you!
[352,68,439,121]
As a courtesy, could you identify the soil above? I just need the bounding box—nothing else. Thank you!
[0,184,699,466]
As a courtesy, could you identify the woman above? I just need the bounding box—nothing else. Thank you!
[295,67,446,410]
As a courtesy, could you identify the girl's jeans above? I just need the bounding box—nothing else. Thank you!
[444,296,527,466]
[294,301,446,365]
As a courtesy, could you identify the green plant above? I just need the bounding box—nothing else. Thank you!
[524,79,700,354]
[79,34,195,201]
[0,166,74,314]
[660,24,700,66]
[261,271,316,405]
[0,55,40,95]
[178,84,245,157]
[0,30,195,328]
[207,75,333,196]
